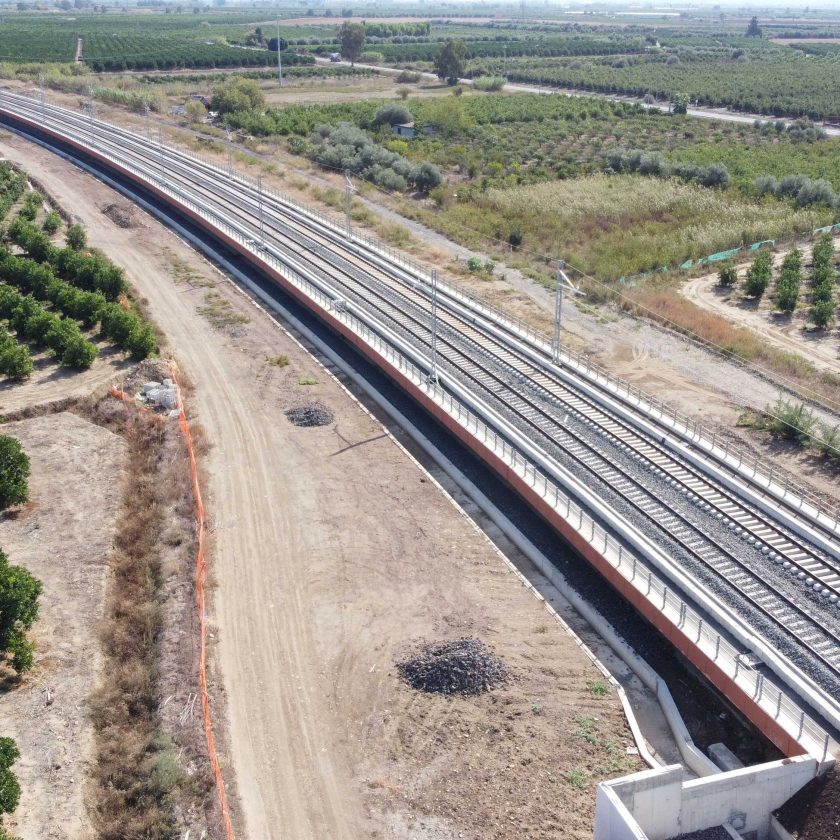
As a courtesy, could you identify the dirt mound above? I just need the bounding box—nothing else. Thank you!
[285,404,333,427]
[775,768,840,840]
[102,202,142,228]
[397,638,508,696]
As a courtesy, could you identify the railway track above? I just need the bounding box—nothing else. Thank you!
[3,90,839,724]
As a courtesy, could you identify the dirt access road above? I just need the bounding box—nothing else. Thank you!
[0,136,639,838]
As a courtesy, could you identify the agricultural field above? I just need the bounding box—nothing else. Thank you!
[219,90,839,278]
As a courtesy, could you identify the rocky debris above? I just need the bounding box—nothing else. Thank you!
[775,767,840,840]
[285,404,333,427]
[397,638,507,696]
[140,379,178,411]
[123,358,172,395]
[102,202,142,228]
[668,828,732,840]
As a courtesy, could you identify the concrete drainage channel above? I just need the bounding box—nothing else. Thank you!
[11,123,781,775]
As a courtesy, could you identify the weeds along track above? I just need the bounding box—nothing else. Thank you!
[4,91,839,709]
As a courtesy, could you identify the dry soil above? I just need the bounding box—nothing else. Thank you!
[0,129,640,839]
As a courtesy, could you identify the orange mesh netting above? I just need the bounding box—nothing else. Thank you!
[110,378,235,839]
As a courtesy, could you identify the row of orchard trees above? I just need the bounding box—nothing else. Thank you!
[0,218,157,376]
[719,234,837,328]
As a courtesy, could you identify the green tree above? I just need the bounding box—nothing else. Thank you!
[0,345,33,380]
[0,437,29,511]
[60,336,98,369]
[671,93,689,115]
[210,77,265,115]
[127,324,158,360]
[811,298,835,329]
[775,248,802,312]
[338,21,365,66]
[65,224,86,251]
[745,15,762,37]
[744,249,773,298]
[718,263,737,287]
[42,210,61,235]
[0,549,41,674]
[434,39,467,85]
[0,737,20,815]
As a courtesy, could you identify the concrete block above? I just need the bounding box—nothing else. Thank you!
[708,743,745,773]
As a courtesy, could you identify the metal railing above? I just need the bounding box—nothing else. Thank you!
[2,91,836,760]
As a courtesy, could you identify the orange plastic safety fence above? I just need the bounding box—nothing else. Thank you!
[110,381,235,840]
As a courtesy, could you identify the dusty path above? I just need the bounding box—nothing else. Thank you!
[0,134,638,839]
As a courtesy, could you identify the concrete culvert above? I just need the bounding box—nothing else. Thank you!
[397,638,507,696]
[284,404,333,427]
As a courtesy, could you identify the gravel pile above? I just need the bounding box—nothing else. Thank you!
[397,638,507,696]
[668,828,732,840]
[285,405,333,427]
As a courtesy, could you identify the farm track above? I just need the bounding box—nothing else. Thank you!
[3,90,839,717]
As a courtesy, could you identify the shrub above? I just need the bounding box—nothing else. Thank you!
[0,344,33,380]
[210,76,265,115]
[395,70,421,83]
[65,224,86,251]
[373,103,412,127]
[127,324,158,360]
[811,298,836,329]
[0,437,29,511]
[0,737,20,815]
[775,248,802,312]
[0,546,40,674]
[42,210,61,235]
[508,229,523,250]
[473,75,506,92]
[410,161,443,193]
[60,335,98,369]
[744,249,773,298]
[763,397,816,443]
[101,304,137,346]
[718,263,737,287]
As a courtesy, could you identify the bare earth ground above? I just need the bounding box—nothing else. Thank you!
[0,412,125,840]
[0,133,641,837]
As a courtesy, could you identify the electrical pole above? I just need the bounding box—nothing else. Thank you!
[277,18,283,87]
[158,126,165,186]
[552,259,583,363]
[257,173,264,246]
[429,268,439,383]
[344,170,354,239]
[226,125,233,176]
[38,73,45,115]
[87,84,95,147]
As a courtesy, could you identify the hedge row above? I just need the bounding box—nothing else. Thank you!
[0,284,98,369]
[0,250,157,361]
[8,219,127,300]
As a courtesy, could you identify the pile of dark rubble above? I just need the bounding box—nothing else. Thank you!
[284,405,333,427]
[397,638,507,696]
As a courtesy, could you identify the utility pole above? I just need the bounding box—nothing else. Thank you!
[38,73,45,115]
[144,102,150,142]
[158,126,165,186]
[257,173,264,246]
[226,125,233,175]
[429,268,439,383]
[87,84,95,147]
[552,259,583,363]
[344,170,355,239]
[277,18,283,87]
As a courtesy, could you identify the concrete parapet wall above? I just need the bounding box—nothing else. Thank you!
[595,756,819,840]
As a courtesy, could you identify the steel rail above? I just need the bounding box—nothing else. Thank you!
[1,92,840,732]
